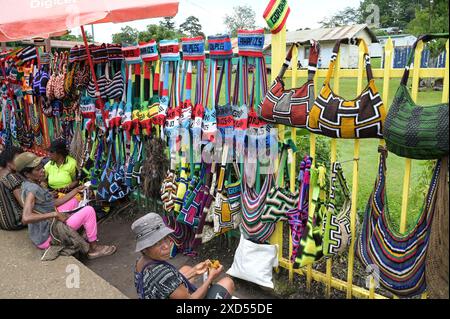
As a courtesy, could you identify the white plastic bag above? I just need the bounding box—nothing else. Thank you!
[226,234,279,288]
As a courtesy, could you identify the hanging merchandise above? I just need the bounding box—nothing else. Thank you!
[232,57,248,161]
[226,234,279,288]
[163,211,196,256]
[356,147,442,297]
[182,37,206,165]
[307,38,386,139]
[322,161,353,257]
[263,0,290,34]
[240,169,275,244]
[96,131,131,202]
[261,141,299,223]
[258,40,319,127]
[177,163,209,228]
[125,136,144,190]
[213,145,242,235]
[292,161,325,269]
[241,30,274,188]
[160,169,178,213]
[383,34,449,160]
[139,40,159,135]
[203,34,233,143]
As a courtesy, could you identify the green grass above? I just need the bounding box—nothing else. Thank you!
[191,73,444,232]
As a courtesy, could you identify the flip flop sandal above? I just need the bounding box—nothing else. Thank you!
[87,245,117,260]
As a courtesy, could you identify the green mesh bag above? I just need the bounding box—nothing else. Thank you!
[383,33,449,160]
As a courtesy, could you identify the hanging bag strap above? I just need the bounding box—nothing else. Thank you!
[325,38,373,87]
[401,33,449,86]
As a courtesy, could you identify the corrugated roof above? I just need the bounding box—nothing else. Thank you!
[264,24,378,50]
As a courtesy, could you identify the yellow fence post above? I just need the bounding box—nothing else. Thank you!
[270,26,287,270]
[287,45,299,282]
[345,40,365,299]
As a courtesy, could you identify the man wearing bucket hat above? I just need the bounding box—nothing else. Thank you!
[132,213,235,299]
[15,152,116,259]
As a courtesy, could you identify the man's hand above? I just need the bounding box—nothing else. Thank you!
[194,260,210,276]
[208,264,224,281]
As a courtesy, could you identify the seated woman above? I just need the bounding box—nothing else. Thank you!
[15,152,116,259]
[132,213,235,299]
[44,139,79,194]
[0,146,25,230]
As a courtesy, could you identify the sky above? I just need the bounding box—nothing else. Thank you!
[71,0,362,43]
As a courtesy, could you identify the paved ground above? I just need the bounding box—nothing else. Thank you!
[0,229,127,299]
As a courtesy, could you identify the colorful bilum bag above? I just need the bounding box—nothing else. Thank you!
[160,169,178,213]
[215,59,234,145]
[259,40,319,127]
[383,34,449,160]
[261,142,299,223]
[322,161,353,257]
[293,163,326,269]
[356,147,442,297]
[96,132,131,202]
[213,146,242,235]
[139,40,159,134]
[283,156,311,263]
[177,164,210,229]
[307,38,386,139]
[241,170,275,244]
[232,57,249,158]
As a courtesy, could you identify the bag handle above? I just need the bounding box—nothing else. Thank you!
[401,33,449,86]
[325,38,372,86]
[329,162,351,209]
[195,60,204,106]
[215,59,231,106]
[204,59,217,110]
[277,40,320,81]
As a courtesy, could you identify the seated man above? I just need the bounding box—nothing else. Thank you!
[132,213,235,299]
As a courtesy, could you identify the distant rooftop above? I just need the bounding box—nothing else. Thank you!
[264,24,378,50]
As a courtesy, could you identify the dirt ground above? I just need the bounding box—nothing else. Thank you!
[82,202,391,299]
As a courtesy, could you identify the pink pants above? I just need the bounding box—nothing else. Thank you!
[37,198,98,250]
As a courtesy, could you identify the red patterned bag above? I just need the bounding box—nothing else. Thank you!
[258,40,320,128]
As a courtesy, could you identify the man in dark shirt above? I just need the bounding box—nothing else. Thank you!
[133,213,235,299]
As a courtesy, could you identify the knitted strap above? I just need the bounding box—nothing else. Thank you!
[325,38,372,85]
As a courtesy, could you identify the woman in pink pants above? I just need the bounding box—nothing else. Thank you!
[15,152,116,259]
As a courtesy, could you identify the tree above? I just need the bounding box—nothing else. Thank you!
[406,0,449,58]
[319,7,362,28]
[138,24,185,43]
[358,0,426,29]
[159,17,176,30]
[179,16,205,38]
[112,26,139,44]
[223,5,256,37]
[52,30,93,42]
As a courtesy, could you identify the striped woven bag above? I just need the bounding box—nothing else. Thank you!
[240,170,274,244]
[356,147,442,297]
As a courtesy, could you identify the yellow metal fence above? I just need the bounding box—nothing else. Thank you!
[268,28,449,299]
